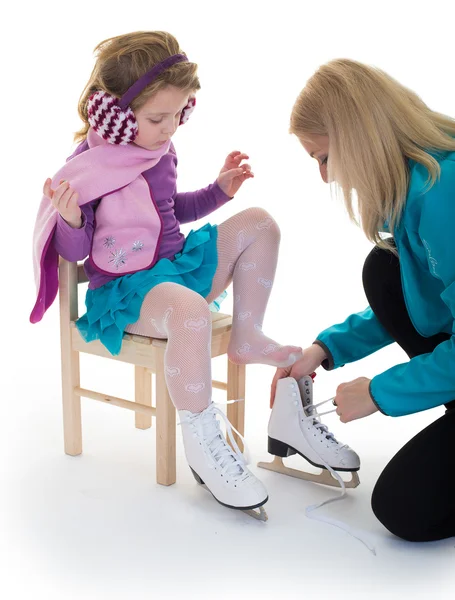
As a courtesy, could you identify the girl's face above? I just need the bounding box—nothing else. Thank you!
[300,134,330,183]
[134,85,191,150]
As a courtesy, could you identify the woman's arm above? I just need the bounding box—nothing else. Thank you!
[370,157,455,416]
[315,306,394,370]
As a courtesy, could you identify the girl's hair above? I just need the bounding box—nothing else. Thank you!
[290,59,455,248]
[75,31,200,143]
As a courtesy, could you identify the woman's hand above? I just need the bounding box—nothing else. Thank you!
[270,344,327,407]
[334,377,378,422]
[217,151,254,197]
[43,178,82,229]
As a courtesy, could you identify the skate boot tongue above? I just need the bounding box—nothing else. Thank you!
[199,404,246,479]
[299,377,345,449]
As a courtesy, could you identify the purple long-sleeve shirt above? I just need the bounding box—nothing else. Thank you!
[53,143,231,289]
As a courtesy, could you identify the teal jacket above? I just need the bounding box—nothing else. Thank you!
[316,151,455,417]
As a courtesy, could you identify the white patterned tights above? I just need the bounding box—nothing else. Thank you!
[125,208,302,411]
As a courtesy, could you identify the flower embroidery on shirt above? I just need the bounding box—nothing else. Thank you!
[103,236,116,249]
[132,240,144,252]
[422,239,438,276]
[108,248,127,269]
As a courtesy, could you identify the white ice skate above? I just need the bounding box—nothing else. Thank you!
[258,376,360,488]
[179,403,268,521]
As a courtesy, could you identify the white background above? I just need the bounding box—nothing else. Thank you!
[2,1,455,598]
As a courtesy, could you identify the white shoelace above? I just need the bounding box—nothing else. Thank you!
[179,401,250,482]
[297,396,376,555]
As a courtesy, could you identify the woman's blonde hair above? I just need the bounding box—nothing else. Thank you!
[290,59,455,247]
[75,31,200,143]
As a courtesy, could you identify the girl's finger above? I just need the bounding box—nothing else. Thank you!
[53,187,70,210]
[59,187,74,209]
[43,178,53,198]
[53,181,70,204]
[67,191,79,210]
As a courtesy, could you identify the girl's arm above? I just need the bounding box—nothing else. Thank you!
[52,201,96,262]
[173,182,232,224]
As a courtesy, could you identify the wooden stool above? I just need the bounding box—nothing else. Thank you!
[59,258,245,486]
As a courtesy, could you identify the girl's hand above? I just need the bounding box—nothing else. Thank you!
[43,178,82,229]
[333,377,378,423]
[270,344,327,407]
[217,151,254,197]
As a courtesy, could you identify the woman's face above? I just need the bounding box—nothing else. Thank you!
[300,134,330,183]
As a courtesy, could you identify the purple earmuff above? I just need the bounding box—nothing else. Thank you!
[87,54,196,145]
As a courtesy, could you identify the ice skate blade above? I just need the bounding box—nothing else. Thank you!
[243,506,268,521]
[257,456,360,488]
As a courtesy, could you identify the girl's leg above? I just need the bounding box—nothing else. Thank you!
[125,283,269,512]
[371,409,455,541]
[125,283,212,412]
[205,207,302,367]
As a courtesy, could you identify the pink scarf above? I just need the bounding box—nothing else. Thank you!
[31,129,170,323]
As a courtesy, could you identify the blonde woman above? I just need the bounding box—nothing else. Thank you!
[272,59,455,542]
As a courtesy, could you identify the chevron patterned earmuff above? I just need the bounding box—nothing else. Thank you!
[87,54,196,145]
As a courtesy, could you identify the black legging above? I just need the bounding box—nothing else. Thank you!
[363,245,455,542]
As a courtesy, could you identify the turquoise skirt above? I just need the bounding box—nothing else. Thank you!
[76,223,218,356]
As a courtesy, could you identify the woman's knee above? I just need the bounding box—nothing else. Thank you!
[371,477,430,542]
[362,244,398,301]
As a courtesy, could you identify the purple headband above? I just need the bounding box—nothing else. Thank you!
[118,54,189,110]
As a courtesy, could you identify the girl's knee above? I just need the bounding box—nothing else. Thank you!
[172,289,211,324]
[248,207,281,241]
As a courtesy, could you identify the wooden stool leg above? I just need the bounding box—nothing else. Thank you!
[135,366,152,430]
[155,352,176,486]
[61,348,82,456]
[59,260,82,457]
[227,362,246,452]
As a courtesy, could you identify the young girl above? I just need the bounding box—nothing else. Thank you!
[273,58,455,542]
[31,31,303,516]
